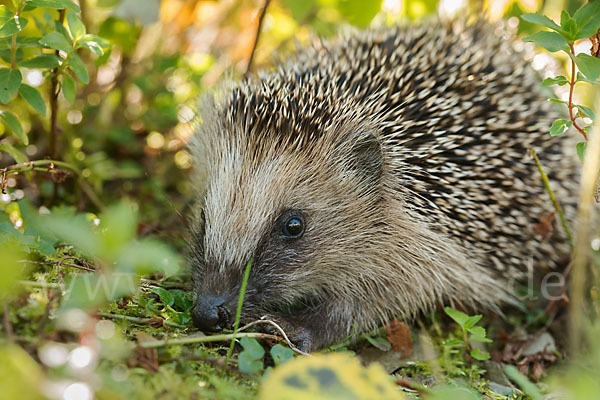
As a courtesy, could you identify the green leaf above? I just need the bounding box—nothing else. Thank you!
[61,74,75,103]
[574,0,600,39]
[24,0,81,13]
[18,54,60,69]
[549,119,572,136]
[467,326,492,343]
[575,54,600,82]
[470,348,490,361]
[77,34,110,55]
[0,110,26,144]
[520,13,561,32]
[19,84,46,116]
[442,339,464,347]
[270,344,294,366]
[577,72,600,85]
[337,0,383,27]
[444,307,469,327]
[67,11,86,40]
[463,315,482,329]
[548,98,569,105]
[0,8,28,38]
[559,11,577,40]
[577,141,587,162]
[238,351,263,374]
[240,337,265,360]
[0,68,22,104]
[67,52,89,83]
[0,143,28,163]
[541,75,569,86]
[522,31,569,52]
[39,31,73,53]
[504,365,543,400]
[363,335,392,351]
[576,104,596,120]
[149,287,175,307]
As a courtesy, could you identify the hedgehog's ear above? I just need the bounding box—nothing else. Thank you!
[346,130,383,184]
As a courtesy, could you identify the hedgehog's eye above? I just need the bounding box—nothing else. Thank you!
[282,216,305,238]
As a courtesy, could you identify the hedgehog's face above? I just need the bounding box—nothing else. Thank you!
[189,120,385,340]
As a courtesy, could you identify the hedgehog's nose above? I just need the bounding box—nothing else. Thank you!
[192,295,231,332]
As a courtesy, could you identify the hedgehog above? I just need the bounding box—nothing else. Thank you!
[188,21,577,352]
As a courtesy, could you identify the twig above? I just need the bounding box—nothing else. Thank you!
[529,149,574,249]
[2,304,13,342]
[244,0,271,78]
[226,258,254,363]
[239,318,311,356]
[138,331,281,349]
[49,9,66,159]
[97,312,187,329]
[569,100,600,356]
[0,159,105,211]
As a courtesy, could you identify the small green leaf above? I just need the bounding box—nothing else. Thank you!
[463,315,482,329]
[549,119,572,136]
[363,335,392,351]
[559,11,577,40]
[0,68,22,104]
[18,54,60,69]
[240,337,265,360]
[0,110,26,145]
[575,54,600,82]
[67,53,89,83]
[576,104,596,120]
[0,10,28,38]
[574,0,600,39]
[24,0,81,13]
[576,141,587,162]
[19,84,46,116]
[444,307,469,327]
[39,31,73,53]
[0,143,28,163]
[470,348,490,361]
[77,34,110,55]
[467,326,492,343]
[270,344,294,366]
[520,13,561,32]
[149,287,174,307]
[442,339,464,347]
[522,31,569,53]
[61,74,75,103]
[238,351,263,374]
[548,98,569,105]
[541,75,569,86]
[67,11,86,40]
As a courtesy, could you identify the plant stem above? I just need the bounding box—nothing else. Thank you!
[97,312,186,329]
[568,43,588,141]
[139,331,279,349]
[530,149,574,250]
[569,101,600,356]
[225,258,254,364]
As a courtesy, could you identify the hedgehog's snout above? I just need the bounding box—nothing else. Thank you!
[191,293,232,332]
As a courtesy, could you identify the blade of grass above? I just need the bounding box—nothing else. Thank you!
[226,258,253,364]
[530,149,574,249]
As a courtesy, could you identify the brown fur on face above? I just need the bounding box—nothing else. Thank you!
[188,22,576,351]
